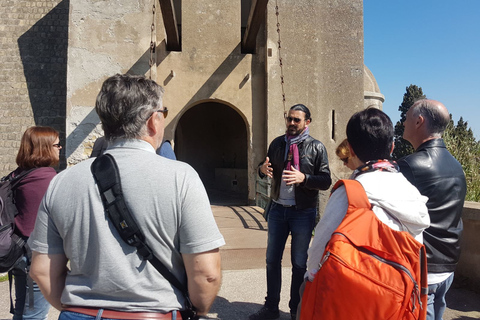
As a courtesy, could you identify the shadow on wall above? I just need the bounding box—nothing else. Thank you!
[62,43,163,160]
[17,0,70,169]
[164,43,245,135]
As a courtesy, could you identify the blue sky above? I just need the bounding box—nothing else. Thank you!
[364,1,480,139]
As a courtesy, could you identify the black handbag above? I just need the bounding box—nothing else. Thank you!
[91,154,199,320]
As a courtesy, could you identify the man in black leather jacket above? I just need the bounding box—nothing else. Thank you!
[397,99,466,320]
[249,104,331,320]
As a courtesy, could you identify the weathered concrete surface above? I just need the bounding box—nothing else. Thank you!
[63,0,369,205]
[456,200,480,293]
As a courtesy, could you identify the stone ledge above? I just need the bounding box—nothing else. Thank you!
[462,201,480,220]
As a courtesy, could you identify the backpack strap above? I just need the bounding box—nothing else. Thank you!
[90,154,196,317]
[332,179,371,210]
[8,270,14,314]
[6,168,38,189]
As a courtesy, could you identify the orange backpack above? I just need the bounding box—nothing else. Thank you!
[300,179,427,320]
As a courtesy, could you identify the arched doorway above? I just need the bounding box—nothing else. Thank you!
[174,102,248,205]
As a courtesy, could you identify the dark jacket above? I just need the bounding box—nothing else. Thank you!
[259,135,331,210]
[397,138,466,273]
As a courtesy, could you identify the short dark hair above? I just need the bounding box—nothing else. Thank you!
[95,74,165,141]
[346,108,393,163]
[289,104,311,121]
[16,126,60,169]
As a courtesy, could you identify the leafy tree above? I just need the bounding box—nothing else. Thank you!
[443,117,480,201]
[392,83,480,201]
[392,84,480,201]
[392,85,426,160]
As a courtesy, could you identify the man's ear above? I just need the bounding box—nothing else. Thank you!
[146,114,158,136]
[416,114,425,128]
[390,141,395,155]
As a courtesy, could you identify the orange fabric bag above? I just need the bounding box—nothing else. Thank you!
[300,180,427,320]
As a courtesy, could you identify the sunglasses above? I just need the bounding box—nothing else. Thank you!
[285,116,303,123]
[340,157,349,164]
[151,107,168,119]
[53,143,62,149]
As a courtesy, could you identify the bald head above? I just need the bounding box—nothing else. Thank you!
[410,99,450,136]
[403,99,450,150]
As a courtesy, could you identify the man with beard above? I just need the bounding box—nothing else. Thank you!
[250,104,331,320]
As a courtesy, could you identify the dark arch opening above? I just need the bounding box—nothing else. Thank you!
[174,102,248,205]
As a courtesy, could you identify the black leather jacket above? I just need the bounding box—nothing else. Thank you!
[259,135,331,210]
[397,139,466,273]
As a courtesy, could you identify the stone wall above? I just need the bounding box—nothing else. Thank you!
[457,201,480,292]
[266,0,364,207]
[0,0,69,175]
[1,0,365,204]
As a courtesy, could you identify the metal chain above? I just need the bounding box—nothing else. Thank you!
[149,2,156,80]
[275,0,286,116]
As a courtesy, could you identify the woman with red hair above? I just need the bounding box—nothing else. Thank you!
[10,126,60,320]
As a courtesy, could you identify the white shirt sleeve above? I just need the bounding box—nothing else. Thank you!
[306,185,349,281]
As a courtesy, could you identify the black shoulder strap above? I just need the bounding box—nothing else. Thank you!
[3,168,38,189]
[90,154,191,302]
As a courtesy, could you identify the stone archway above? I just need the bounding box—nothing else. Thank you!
[174,102,248,205]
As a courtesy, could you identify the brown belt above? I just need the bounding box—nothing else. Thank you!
[63,307,173,320]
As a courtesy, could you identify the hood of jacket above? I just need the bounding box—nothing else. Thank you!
[356,170,430,241]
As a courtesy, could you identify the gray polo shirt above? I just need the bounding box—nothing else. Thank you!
[29,139,225,312]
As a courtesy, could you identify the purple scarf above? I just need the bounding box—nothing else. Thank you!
[284,127,310,170]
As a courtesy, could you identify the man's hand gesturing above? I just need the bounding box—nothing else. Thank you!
[282,166,306,186]
[260,156,273,178]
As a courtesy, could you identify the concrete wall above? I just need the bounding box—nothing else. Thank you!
[63,0,364,204]
[265,0,364,207]
[156,0,263,202]
[0,0,69,173]
[66,0,155,164]
[456,201,480,292]
[2,1,365,205]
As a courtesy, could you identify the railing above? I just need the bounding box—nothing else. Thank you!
[255,175,271,210]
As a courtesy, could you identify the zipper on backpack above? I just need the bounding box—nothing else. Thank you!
[327,232,422,311]
[318,251,330,268]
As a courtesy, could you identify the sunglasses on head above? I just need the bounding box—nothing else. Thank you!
[285,116,302,123]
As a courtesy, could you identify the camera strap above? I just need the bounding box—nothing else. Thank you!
[90,153,196,318]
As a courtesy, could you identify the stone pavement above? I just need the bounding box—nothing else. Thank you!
[1,205,480,320]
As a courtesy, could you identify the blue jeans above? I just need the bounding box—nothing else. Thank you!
[11,256,51,320]
[265,202,316,314]
[427,273,454,320]
[59,310,180,320]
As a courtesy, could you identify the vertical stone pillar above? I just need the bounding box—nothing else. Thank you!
[265,0,364,212]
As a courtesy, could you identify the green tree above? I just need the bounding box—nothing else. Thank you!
[443,117,480,201]
[392,84,480,201]
[392,85,426,160]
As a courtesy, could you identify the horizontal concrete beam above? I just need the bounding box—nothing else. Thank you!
[159,0,181,51]
[242,0,268,53]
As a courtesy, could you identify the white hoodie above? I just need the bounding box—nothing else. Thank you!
[306,170,430,281]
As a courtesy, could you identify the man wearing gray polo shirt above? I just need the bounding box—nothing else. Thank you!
[28,74,225,320]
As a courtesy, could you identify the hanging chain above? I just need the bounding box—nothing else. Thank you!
[149,1,156,80]
[275,0,287,116]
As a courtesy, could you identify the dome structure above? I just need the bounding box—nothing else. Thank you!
[364,65,385,109]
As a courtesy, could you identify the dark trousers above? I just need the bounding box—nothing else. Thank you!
[265,202,316,314]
